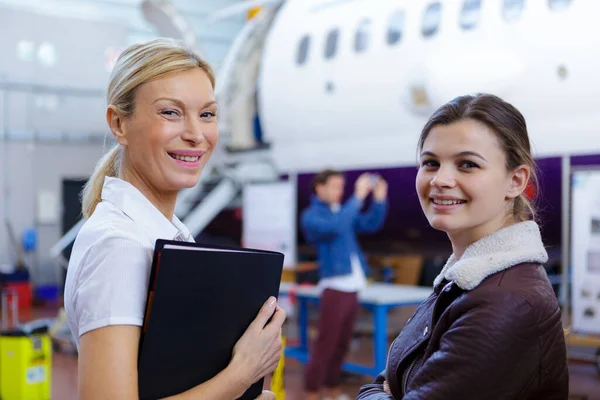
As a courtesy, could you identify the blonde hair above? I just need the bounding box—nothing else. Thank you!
[81,38,215,218]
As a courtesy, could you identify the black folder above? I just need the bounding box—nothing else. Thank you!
[138,239,284,400]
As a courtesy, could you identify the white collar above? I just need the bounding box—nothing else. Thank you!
[433,221,548,291]
[100,176,194,243]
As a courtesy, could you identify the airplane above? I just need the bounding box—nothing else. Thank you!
[221,0,600,173]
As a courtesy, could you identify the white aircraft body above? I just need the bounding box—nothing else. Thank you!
[244,0,600,173]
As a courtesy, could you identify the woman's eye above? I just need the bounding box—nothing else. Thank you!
[201,111,216,118]
[161,110,180,117]
[421,160,438,168]
[460,161,479,169]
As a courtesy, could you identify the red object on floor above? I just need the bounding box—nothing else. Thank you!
[5,281,32,310]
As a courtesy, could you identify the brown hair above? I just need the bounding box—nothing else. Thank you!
[312,169,343,192]
[418,93,538,222]
[81,38,215,218]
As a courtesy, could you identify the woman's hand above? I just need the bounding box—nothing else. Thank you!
[256,390,276,400]
[383,380,391,395]
[230,296,286,387]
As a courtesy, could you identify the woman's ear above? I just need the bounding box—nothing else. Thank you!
[106,105,128,146]
[506,165,531,200]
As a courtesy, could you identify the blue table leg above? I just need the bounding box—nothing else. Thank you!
[287,296,395,377]
[373,305,388,374]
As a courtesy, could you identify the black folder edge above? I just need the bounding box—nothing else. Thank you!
[138,239,285,385]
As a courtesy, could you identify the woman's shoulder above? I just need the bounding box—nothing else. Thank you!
[497,262,559,312]
[478,262,555,300]
[77,202,152,250]
[459,263,559,322]
[64,204,156,330]
[68,207,153,277]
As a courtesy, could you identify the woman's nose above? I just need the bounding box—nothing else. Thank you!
[182,119,205,145]
[430,167,456,188]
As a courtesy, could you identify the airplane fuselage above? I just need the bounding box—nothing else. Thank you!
[258,0,600,173]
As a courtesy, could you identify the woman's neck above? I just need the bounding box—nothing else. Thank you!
[119,166,177,221]
[449,215,517,260]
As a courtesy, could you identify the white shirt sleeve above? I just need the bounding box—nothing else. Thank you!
[72,232,152,338]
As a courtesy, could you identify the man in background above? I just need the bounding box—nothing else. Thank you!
[301,169,388,400]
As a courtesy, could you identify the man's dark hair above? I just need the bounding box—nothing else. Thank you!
[312,169,343,193]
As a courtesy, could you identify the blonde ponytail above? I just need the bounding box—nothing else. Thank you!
[81,145,122,218]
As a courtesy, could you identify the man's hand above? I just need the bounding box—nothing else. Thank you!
[373,177,388,201]
[354,173,373,200]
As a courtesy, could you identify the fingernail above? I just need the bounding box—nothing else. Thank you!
[268,297,276,307]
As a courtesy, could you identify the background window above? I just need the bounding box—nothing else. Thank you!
[503,0,525,21]
[296,35,310,65]
[324,28,339,59]
[354,19,372,53]
[387,10,405,45]
[548,0,572,11]
[460,0,482,30]
[422,2,442,38]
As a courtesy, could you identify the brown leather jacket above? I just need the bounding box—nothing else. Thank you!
[357,222,569,399]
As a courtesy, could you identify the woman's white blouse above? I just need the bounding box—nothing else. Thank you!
[64,176,194,349]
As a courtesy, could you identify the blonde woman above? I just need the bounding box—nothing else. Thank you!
[64,39,284,400]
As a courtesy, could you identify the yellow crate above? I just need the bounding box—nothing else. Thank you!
[0,333,52,400]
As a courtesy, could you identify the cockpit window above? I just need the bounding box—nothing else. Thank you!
[325,28,340,59]
[548,0,572,11]
[460,0,482,30]
[296,35,310,65]
[354,19,372,53]
[422,2,442,38]
[387,10,405,45]
[503,0,525,21]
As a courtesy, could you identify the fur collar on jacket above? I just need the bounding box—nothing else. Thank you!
[433,221,548,291]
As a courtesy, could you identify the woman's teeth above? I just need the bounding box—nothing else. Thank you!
[432,199,466,205]
[170,153,200,162]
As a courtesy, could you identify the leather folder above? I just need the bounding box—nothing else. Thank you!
[138,239,284,400]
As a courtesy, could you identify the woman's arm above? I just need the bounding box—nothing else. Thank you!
[78,298,286,400]
[79,326,246,400]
